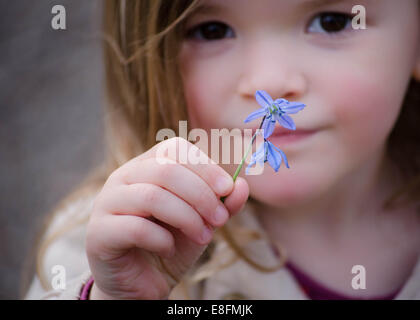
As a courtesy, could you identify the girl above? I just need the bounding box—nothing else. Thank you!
[25,0,420,300]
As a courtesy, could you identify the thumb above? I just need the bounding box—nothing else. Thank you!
[222,177,249,217]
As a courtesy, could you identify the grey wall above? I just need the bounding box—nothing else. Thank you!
[0,1,105,299]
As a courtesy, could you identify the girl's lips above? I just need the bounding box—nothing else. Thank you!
[246,127,318,145]
[269,129,317,145]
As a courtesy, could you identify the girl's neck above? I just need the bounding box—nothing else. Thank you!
[253,148,420,297]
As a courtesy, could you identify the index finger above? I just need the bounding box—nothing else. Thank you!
[124,137,234,196]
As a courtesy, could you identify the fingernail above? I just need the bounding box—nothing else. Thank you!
[201,225,213,244]
[215,176,232,194]
[213,204,229,225]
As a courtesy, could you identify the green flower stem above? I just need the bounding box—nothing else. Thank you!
[220,116,266,203]
[232,131,258,182]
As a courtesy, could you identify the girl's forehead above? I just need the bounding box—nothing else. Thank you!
[191,0,377,24]
[190,0,363,25]
[189,0,406,25]
[197,0,358,11]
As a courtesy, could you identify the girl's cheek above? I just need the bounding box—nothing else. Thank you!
[327,71,404,160]
[180,58,224,129]
[182,77,204,128]
[181,70,211,128]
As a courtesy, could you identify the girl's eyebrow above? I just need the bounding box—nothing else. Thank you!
[191,3,227,16]
[299,0,351,11]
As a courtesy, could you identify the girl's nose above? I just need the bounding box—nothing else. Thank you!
[237,42,307,102]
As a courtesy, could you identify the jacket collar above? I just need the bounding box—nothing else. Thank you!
[206,203,420,300]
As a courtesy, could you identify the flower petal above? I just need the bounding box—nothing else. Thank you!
[280,102,306,114]
[244,107,268,123]
[255,90,273,109]
[275,113,296,130]
[255,141,266,163]
[245,143,265,174]
[274,98,288,107]
[278,148,289,168]
[271,143,290,169]
[245,160,256,175]
[262,117,276,139]
[266,142,282,172]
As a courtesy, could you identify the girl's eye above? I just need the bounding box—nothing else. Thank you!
[307,12,353,35]
[186,21,235,41]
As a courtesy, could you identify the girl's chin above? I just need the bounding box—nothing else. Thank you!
[247,178,323,208]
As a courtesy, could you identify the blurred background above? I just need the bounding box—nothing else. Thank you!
[0,1,105,299]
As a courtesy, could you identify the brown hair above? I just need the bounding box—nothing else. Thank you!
[26,0,420,298]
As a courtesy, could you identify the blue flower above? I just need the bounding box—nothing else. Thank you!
[244,90,306,139]
[245,139,289,174]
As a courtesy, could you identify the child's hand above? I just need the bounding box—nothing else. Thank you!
[86,137,249,300]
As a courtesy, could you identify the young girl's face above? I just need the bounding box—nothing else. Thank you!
[178,0,420,208]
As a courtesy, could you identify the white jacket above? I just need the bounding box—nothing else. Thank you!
[24,192,420,300]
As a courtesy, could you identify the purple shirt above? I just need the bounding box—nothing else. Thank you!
[270,243,403,300]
